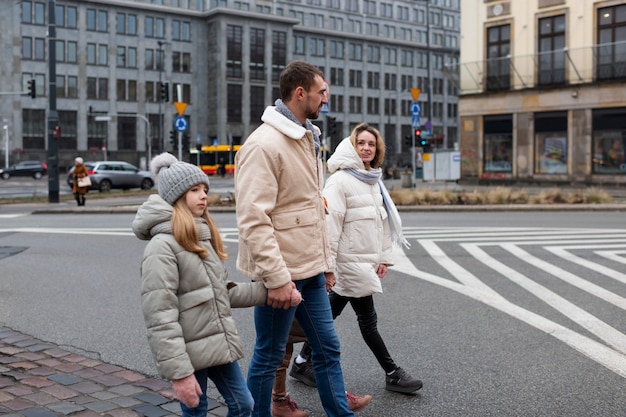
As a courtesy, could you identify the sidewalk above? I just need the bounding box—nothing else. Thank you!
[0,326,227,417]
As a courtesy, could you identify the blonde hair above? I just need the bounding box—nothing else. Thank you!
[171,197,228,260]
[349,123,386,169]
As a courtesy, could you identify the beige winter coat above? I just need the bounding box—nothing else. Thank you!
[235,106,332,289]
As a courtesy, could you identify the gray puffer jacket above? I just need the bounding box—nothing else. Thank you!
[132,194,266,381]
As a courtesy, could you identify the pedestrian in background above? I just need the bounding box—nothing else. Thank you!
[72,157,88,206]
[293,123,423,395]
[235,60,369,417]
[132,152,276,417]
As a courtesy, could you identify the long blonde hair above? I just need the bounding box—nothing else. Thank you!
[171,198,228,260]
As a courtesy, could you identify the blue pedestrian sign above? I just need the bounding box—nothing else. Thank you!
[174,116,188,132]
[412,115,421,129]
[411,102,421,116]
[320,103,330,114]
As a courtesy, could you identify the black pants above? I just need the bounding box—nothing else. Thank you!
[74,193,86,206]
[300,290,397,373]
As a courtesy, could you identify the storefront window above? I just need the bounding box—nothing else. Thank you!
[534,112,567,174]
[484,115,512,173]
[592,108,626,174]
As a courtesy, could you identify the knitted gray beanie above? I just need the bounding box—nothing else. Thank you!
[150,152,210,205]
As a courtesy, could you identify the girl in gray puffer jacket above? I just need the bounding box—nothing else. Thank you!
[133,153,301,417]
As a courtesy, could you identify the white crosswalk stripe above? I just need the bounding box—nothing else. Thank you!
[391,227,626,379]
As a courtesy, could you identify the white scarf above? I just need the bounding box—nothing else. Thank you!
[345,168,410,249]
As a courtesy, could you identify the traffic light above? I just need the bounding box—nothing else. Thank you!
[27,79,36,99]
[415,128,422,144]
[404,136,411,146]
[160,82,169,102]
[169,130,175,146]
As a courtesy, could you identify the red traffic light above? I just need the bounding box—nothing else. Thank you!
[415,129,422,137]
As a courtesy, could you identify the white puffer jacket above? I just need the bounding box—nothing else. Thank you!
[324,137,393,298]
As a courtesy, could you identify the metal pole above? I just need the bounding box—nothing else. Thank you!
[158,41,165,154]
[425,0,435,182]
[3,125,9,169]
[46,0,59,203]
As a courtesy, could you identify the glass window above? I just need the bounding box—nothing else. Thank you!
[68,76,78,98]
[86,9,96,31]
[534,112,568,174]
[128,14,137,35]
[67,6,77,28]
[34,2,45,24]
[22,37,33,60]
[34,38,45,60]
[227,25,243,78]
[56,40,65,62]
[145,49,154,70]
[56,75,65,98]
[117,13,126,34]
[98,10,108,32]
[55,5,65,26]
[67,41,77,62]
[483,115,513,173]
[592,108,626,174]
[22,1,32,23]
[128,47,137,68]
[173,20,181,40]
[182,22,191,40]
[99,44,108,65]
[146,17,154,37]
[156,18,165,38]
[486,24,511,91]
[227,84,242,122]
[250,86,265,122]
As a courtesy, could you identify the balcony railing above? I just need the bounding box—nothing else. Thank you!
[446,40,626,94]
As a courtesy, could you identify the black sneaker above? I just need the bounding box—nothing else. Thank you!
[289,359,317,387]
[385,367,423,394]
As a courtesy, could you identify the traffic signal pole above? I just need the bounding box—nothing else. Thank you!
[47,0,59,203]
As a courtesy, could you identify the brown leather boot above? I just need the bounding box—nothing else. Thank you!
[271,394,309,417]
[346,391,373,412]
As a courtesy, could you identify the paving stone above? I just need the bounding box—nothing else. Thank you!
[29,367,56,377]
[108,395,142,408]
[21,377,55,389]
[71,381,105,394]
[8,361,39,370]
[1,398,34,411]
[78,359,101,368]
[132,404,170,417]
[108,384,145,396]
[0,390,14,401]
[206,398,222,410]
[74,368,103,379]
[42,348,71,359]
[35,359,62,368]
[48,373,83,385]
[0,356,21,364]
[0,376,15,388]
[27,344,56,353]
[70,395,97,405]
[134,392,169,406]
[14,339,40,348]
[40,384,79,400]
[91,373,127,387]
[67,411,101,417]
[0,346,22,355]
[91,390,118,400]
[3,370,30,380]
[47,401,86,414]
[83,399,118,413]
[134,378,170,392]
[62,354,88,363]
[15,352,46,361]
[4,335,31,344]
[20,407,59,417]
[5,385,34,396]
[160,401,182,413]
[95,363,124,374]
[22,391,57,405]
[54,363,83,373]
[106,408,142,417]
[113,370,146,382]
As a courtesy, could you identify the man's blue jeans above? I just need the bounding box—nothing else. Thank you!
[247,273,353,417]
[181,361,253,417]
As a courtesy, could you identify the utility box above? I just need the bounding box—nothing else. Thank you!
[422,151,461,181]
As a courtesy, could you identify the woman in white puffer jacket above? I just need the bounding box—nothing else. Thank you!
[295,123,423,395]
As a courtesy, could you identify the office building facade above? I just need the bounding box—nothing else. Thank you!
[458,0,626,186]
[1,0,460,172]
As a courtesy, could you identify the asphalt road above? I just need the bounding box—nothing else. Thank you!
[1,210,625,416]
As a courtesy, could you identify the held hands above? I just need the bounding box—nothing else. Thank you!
[324,271,336,292]
[267,282,302,309]
[172,374,202,408]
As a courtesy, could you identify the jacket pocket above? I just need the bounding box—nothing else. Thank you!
[179,287,219,339]
[344,207,378,254]
[272,206,320,266]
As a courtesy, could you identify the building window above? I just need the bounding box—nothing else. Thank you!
[330,67,344,86]
[172,51,191,72]
[272,31,287,82]
[592,108,626,174]
[34,38,45,60]
[597,4,626,80]
[330,41,344,59]
[367,71,379,89]
[145,17,154,37]
[118,116,137,150]
[227,25,243,79]
[117,13,126,34]
[483,115,513,173]
[250,28,265,81]
[538,15,566,86]
[227,84,242,122]
[68,76,78,98]
[67,6,77,28]
[534,112,568,174]
[384,73,397,90]
[22,109,46,150]
[57,111,78,150]
[128,14,137,35]
[349,96,362,113]
[349,70,362,87]
[250,86,265,122]
[367,45,380,63]
[309,38,325,57]
[294,35,305,55]
[87,77,108,100]
[345,0,359,13]
[330,94,343,114]
[486,25,511,91]
[349,43,363,61]
[367,97,379,114]
[22,37,32,60]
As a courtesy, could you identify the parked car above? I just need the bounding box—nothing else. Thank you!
[0,160,48,179]
[67,161,154,192]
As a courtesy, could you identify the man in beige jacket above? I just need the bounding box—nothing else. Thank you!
[236,61,365,417]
